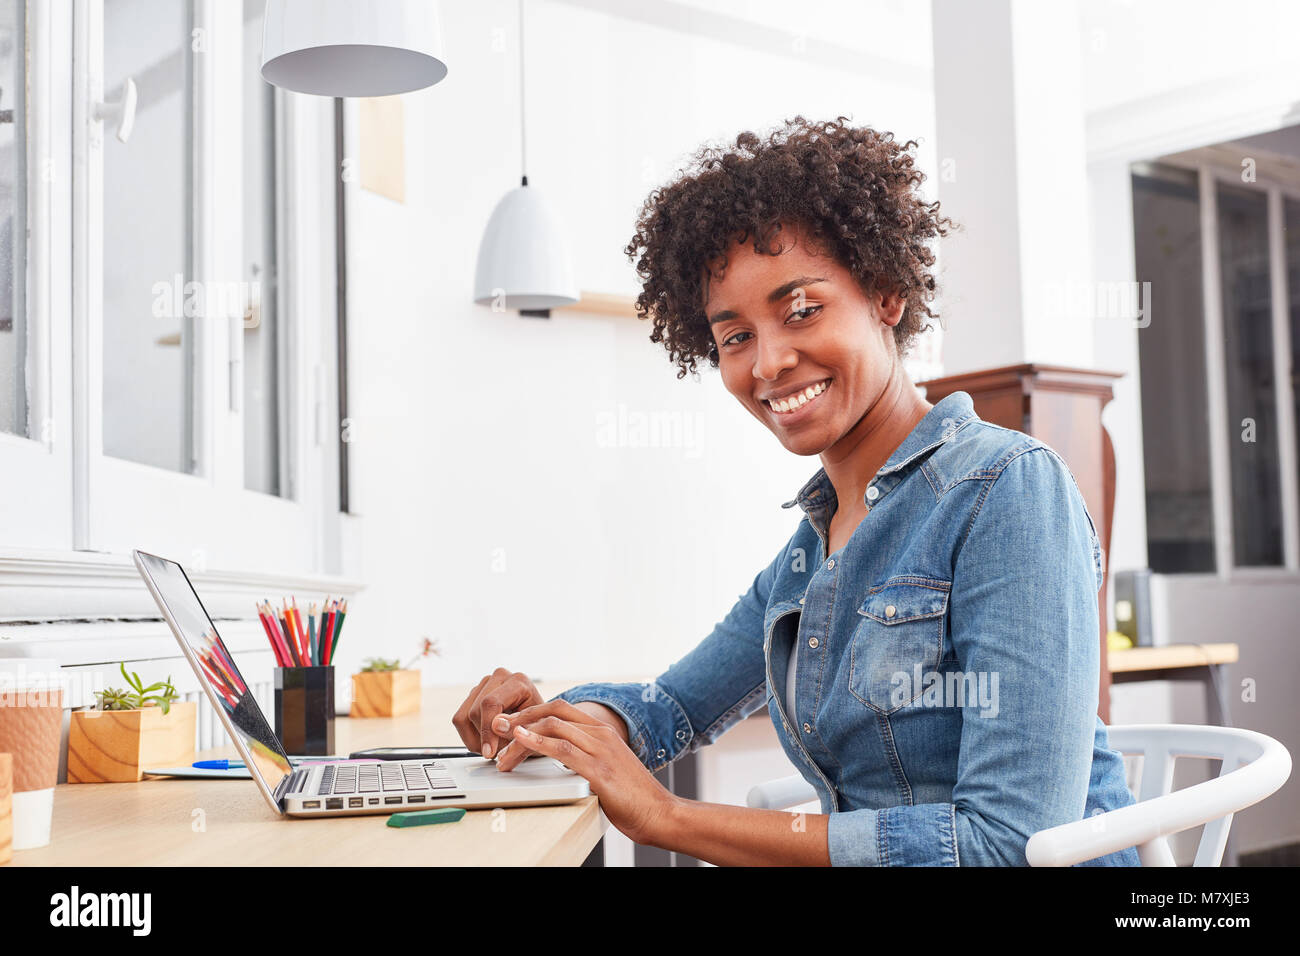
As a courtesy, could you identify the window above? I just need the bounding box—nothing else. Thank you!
[101,0,196,474]
[0,0,73,552]
[0,0,25,439]
[1133,148,1300,576]
[0,0,350,606]
[242,0,287,498]
[1132,164,1215,572]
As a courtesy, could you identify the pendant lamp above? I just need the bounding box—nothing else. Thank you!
[261,0,448,97]
[473,0,578,317]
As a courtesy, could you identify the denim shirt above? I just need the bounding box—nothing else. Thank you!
[556,390,1140,866]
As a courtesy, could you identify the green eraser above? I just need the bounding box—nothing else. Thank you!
[386,807,467,828]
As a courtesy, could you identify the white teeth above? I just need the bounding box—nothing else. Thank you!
[767,379,830,414]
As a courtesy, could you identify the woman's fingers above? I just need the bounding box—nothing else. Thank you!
[510,717,601,778]
[450,673,493,751]
[450,669,545,758]
[474,670,543,758]
[490,698,605,738]
[495,708,620,771]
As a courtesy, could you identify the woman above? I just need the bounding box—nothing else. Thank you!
[452,117,1140,866]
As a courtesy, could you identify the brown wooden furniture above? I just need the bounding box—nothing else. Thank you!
[917,364,1124,723]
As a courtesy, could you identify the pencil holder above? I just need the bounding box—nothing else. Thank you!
[274,667,334,756]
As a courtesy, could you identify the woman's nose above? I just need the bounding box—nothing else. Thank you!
[753,333,798,381]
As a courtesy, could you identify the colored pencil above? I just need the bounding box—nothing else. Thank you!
[290,598,308,664]
[253,595,351,668]
[329,601,347,664]
[269,601,301,666]
[308,604,318,666]
[256,607,289,666]
[322,601,337,665]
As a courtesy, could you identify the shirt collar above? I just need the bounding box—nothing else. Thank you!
[780,390,978,512]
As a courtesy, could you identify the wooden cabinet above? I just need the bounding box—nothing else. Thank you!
[917,364,1123,723]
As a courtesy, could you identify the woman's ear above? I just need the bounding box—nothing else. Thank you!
[873,289,906,327]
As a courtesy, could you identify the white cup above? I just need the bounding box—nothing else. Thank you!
[0,658,67,850]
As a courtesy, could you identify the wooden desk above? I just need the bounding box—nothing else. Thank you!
[10,682,606,867]
[1108,642,1238,727]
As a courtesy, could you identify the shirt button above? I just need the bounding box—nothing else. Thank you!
[866,485,880,501]
[656,748,666,759]
[885,605,897,618]
[675,729,687,740]
[802,722,812,734]
[808,637,819,649]
[826,558,836,570]
[798,597,805,605]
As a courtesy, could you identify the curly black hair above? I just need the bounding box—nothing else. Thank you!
[624,116,958,379]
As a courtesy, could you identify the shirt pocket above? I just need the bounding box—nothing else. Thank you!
[848,577,951,715]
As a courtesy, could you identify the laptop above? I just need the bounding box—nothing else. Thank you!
[133,550,590,817]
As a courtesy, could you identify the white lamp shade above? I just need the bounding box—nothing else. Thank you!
[261,0,448,97]
[473,184,580,311]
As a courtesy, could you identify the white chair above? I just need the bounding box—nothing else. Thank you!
[746,724,1292,867]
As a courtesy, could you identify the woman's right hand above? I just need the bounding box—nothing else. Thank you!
[452,667,545,759]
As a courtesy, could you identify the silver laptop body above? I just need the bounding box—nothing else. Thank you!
[133,550,590,817]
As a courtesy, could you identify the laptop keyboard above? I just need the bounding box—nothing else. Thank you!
[316,760,459,795]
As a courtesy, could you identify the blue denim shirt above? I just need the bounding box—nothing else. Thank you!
[557,390,1139,866]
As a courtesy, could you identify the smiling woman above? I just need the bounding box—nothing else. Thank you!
[453,116,1141,867]
[625,115,954,380]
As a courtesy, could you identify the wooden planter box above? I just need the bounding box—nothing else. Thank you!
[67,701,197,783]
[350,670,421,718]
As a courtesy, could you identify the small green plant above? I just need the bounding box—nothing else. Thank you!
[95,662,180,714]
[360,657,401,672]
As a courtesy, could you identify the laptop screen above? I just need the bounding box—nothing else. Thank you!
[134,551,294,800]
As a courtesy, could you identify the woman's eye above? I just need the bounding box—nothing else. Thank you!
[720,307,819,348]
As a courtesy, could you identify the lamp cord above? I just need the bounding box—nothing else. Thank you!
[518,0,527,185]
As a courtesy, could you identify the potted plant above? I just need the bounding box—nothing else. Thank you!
[67,663,197,783]
[350,638,439,718]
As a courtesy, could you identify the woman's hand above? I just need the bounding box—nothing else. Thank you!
[451,668,545,759]
[491,700,679,846]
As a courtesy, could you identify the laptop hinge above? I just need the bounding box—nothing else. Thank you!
[273,770,297,803]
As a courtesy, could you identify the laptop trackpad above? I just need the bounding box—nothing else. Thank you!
[456,757,579,782]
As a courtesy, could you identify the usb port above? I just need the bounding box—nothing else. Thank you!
[407,795,426,804]
[326,798,343,810]
[368,798,380,805]
[384,796,403,805]
[348,798,364,808]
[303,801,321,809]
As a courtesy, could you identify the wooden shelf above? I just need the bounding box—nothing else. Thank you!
[556,291,640,319]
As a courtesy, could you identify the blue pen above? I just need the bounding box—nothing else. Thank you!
[192,756,350,770]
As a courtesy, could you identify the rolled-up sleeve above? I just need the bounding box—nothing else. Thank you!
[826,447,1103,866]
[551,539,789,773]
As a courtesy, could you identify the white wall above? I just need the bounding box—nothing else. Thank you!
[342,0,937,689]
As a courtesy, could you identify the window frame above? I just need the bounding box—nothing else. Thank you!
[1141,144,1300,579]
[0,0,74,551]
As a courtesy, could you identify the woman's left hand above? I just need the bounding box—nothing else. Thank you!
[490,700,679,846]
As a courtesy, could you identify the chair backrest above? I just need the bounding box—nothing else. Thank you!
[1028,723,1292,867]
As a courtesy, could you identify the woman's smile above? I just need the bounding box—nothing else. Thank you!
[762,377,833,423]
